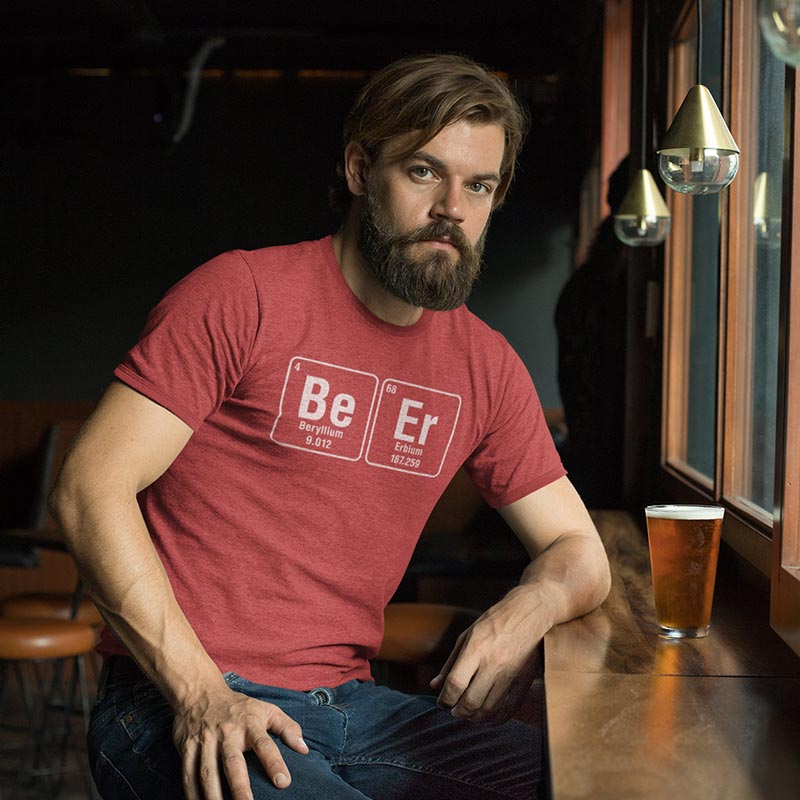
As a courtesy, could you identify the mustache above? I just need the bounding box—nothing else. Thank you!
[394,220,472,255]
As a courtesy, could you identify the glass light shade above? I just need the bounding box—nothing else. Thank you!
[758,0,800,67]
[658,85,740,194]
[614,215,671,246]
[613,168,672,246]
[657,149,739,194]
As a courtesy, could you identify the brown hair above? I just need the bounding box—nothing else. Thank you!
[331,53,529,214]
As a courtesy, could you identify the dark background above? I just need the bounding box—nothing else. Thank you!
[2,1,604,408]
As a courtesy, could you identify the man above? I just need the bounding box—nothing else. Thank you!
[51,53,610,800]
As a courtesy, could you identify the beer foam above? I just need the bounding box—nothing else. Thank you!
[645,504,724,520]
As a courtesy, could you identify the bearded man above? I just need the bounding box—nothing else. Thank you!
[51,53,610,800]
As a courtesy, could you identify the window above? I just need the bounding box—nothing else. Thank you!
[663,0,724,489]
[660,0,800,653]
[726,11,783,521]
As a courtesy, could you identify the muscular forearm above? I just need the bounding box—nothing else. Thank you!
[513,528,611,633]
[50,478,227,708]
[433,479,611,721]
[50,383,307,798]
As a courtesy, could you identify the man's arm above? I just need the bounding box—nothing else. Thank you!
[430,475,611,722]
[49,381,308,800]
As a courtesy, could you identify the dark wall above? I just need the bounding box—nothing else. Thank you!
[3,70,578,408]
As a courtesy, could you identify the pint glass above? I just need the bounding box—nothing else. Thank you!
[644,504,725,638]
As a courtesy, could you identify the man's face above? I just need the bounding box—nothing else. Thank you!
[357,120,506,311]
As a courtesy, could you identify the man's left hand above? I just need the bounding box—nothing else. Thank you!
[430,587,545,724]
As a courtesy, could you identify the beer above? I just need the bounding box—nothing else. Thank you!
[644,505,724,638]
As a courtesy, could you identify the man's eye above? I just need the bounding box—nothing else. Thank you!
[469,182,491,195]
[410,167,433,179]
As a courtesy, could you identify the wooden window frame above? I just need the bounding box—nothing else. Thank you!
[658,0,799,653]
[662,1,720,497]
[771,64,800,655]
[661,0,773,567]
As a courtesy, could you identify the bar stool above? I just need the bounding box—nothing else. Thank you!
[373,602,482,692]
[0,618,97,798]
[2,591,104,692]
[1,592,103,626]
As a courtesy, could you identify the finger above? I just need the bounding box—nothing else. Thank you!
[220,741,255,800]
[450,669,498,720]
[431,633,468,700]
[248,725,292,790]
[267,709,308,755]
[198,732,225,800]
[436,655,482,711]
[470,679,513,723]
[181,739,201,800]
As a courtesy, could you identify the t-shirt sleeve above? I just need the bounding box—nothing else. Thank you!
[463,335,566,508]
[114,250,260,430]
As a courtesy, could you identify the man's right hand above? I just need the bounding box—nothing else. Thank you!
[172,685,309,800]
[49,383,309,798]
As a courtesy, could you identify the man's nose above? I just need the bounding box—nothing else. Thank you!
[431,180,465,224]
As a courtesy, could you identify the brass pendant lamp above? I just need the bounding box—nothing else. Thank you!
[614,0,671,246]
[657,0,739,194]
[614,169,671,246]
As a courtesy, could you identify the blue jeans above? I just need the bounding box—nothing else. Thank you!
[88,656,545,799]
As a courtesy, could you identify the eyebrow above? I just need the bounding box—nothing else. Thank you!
[409,150,501,184]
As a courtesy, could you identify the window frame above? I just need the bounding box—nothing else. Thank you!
[658,0,800,653]
[771,63,800,655]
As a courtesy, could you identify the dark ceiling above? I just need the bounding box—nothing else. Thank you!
[5,0,603,79]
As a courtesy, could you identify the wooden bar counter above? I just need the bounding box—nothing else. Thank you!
[543,510,800,800]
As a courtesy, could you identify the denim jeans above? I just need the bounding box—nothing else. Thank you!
[88,656,544,800]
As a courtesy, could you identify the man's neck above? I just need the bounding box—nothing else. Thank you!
[332,220,424,328]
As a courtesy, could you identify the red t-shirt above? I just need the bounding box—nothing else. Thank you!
[102,236,565,689]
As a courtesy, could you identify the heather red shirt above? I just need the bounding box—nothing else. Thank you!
[101,236,565,689]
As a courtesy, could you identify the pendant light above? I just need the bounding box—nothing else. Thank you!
[614,0,671,246]
[657,0,739,194]
[614,169,672,246]
[758,0,800,67]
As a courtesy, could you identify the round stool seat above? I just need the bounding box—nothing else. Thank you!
[2,592,103,626]
[0,619,96,660]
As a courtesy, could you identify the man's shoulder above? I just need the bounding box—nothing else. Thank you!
[233,236,332,271]
[180,236,334,299]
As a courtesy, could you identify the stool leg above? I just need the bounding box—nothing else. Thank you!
[22,659,59,795]
[14,662,36,724]
[52,658,79,795]
[8,655,96,799]
[76,655,101,800]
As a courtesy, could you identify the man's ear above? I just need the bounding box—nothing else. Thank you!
[344,142,371,197]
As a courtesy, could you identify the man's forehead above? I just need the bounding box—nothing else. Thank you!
[379,121,506,167]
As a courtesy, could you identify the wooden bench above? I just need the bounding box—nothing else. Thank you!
[543,510,800,800]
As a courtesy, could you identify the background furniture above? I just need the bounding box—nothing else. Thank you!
[372,602,482,693]
[0,618,97,798]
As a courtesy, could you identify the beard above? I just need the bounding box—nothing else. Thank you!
[357,186,487,312]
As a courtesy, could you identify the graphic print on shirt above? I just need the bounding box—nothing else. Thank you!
[271,357,379,461]
[365,380,461,478]
[270,357,462,477]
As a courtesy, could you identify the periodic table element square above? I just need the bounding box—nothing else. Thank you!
[365,380,462,478]
[271,357,379,461]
